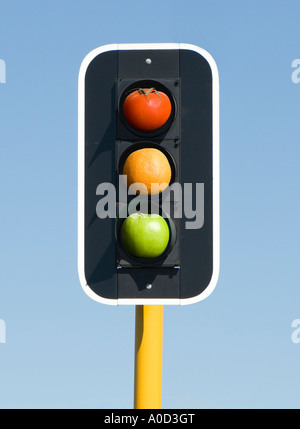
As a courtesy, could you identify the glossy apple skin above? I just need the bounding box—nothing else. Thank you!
[121,213,170,258]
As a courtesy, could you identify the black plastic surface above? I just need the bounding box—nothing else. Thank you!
[83,47,213,302]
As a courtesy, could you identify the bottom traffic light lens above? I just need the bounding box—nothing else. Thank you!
[121,213,170,259]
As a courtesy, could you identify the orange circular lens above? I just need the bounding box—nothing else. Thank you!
[122,148,172,195]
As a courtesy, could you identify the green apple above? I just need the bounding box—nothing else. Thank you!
[121,213,170,258]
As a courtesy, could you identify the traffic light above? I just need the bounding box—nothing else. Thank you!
[78,43,219,305]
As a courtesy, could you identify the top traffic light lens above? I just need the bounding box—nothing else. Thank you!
[122,87,172,132]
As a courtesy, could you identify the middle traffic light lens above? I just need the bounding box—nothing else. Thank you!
[122,147,172,195]
[123,88,172,132]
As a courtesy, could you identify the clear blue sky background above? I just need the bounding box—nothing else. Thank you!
[0,0,300,409]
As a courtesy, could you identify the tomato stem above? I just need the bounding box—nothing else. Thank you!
[136,88,163,103]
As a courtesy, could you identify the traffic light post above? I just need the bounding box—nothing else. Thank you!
[78,43,219,408]
[134,305,163,409]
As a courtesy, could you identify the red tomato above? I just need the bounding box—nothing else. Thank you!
[123,88,172,131]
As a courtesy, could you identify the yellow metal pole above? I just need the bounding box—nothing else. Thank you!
[134,305,163,409]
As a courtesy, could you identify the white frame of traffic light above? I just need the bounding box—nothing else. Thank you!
[78,43,220,306]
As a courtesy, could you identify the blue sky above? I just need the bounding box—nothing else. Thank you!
[0,0,300,409]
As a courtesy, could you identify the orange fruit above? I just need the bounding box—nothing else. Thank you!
[122,148,172,195]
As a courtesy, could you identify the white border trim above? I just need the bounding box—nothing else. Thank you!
[78,44,119,306]
[78,43,219,306]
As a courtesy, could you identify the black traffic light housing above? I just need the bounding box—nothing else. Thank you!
[78,43,219,305]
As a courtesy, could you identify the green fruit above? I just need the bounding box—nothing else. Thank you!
[121,213,170,258]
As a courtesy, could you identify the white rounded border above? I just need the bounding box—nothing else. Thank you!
[78,43,220,306]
